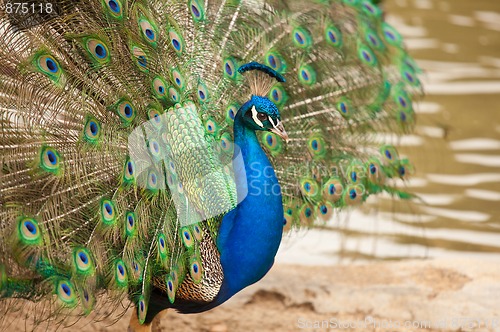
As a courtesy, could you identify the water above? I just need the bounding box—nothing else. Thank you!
[277,0,500,265]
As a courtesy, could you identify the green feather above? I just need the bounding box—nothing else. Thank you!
[102,0,126,20]
[73,247,95,276]
[55,279,78,307]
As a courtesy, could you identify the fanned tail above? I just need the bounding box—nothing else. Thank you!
[0,0,421,328]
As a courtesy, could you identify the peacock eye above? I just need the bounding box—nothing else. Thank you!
[257,113,267,121]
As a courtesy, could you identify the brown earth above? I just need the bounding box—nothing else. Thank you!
[5,258,500,331]
[95,258,500,331]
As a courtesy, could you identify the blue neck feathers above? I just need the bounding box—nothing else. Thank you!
[214,106,284,304]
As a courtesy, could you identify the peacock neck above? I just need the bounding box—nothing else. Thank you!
[215,109,284,303]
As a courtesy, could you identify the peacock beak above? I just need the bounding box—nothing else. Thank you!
[270,122,289,143]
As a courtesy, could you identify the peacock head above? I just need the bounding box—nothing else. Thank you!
[239,95,288,142]
[237,62,289,142]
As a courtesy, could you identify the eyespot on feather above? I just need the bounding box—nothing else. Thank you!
[191,224,203,241]
[220,132,234,154]
[116,99,136,124]
[114,259,128,287]
[147,107,163,128]
[138,18,158,46]
[307,134,327,159]
[189,254,203,283]
[147,169,159,191]
[137,295,148,324]
[148,138,162,161]
[180,227,194,248]
[197,81,209,103]
[100,199,117,225]
[225,103,239,123]
[264,51,287,73]
[337,98,353,119]
[171,68,185,90]
[397,158,414,180]
[262,132,283,156]
[73,247,94,275]
[123,157,135,184]
[365,29,385,51]
[347,162,366,185]
[125,211,137,238]
[322,177,343,203]
[103,0,124,19]
[152,76,168,99]
[380,145,399,165]
[17,217,42,245]
[298,64,316,86]
[299,204,316,226]
[223,57,238,80]
[361,0,382,18]
[342,185,365,205]
[382,22,403,47]
[56,279,78,307]
[317,201,334,221]
[300,177,321,201]
[325,25,343,48]
[169,87,179,102]
[79,286,95,315]
[39,146,62,174]
[205,117,219,136]
[358,44,378,67]
[85,38,111,63]
[268,84,288,107]
[292,27,313,49]
[131,46,148,71]
[158,233,168,260]
[83,116,101,143]
[169,28,185,54]
[366,159,385,185]
[189,0,205,21]
[166,274,176,303]
[130,260,142,281]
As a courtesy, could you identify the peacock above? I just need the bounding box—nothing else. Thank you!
[0,0,421,330]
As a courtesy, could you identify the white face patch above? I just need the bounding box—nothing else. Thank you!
[251,106,264,128]
[268,116,280,130]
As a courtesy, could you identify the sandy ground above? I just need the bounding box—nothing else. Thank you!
[78,258,500,332]
[4,258,500,331]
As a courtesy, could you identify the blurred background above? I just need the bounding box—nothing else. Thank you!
[278,0,500,266]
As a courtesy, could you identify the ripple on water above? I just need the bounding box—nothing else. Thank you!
[479,56,500,68]
[413,0,433,10]
[421,206,490,223]
[448,14,475,27]
[455,153,500,168]
[425,81,500,95]
[427,173,500,186]
[374,133,424,146]
[416,125,446,138]
[475,11,500,31]
[450,138,500,151]
[465,189,500,201]
[415,193,457,206]
[416,102,442,114]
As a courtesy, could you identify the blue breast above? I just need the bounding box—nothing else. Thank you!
[214,112,284,305]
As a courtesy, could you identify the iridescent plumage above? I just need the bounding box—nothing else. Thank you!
[0,0,421,329]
